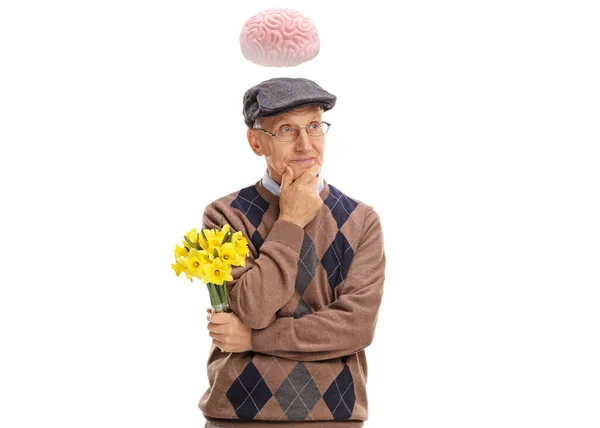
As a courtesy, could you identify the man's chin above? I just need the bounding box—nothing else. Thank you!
[291,165,310,177]
[291,161,319,172]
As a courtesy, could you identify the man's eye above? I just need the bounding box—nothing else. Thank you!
[310,122,320,129]
[280,127,292,133]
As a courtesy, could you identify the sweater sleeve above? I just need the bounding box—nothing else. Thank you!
[202,202,305,329]
[250,206,385,362]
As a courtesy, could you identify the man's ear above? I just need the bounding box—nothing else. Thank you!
[247,128,266,156]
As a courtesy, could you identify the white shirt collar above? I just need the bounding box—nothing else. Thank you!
[262,167,324,197]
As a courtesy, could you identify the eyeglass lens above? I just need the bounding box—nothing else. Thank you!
[275,122,329,142]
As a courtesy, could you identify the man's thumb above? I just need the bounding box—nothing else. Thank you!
[280,166,293,192]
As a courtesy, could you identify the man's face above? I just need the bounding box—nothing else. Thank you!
[247,106,325,185]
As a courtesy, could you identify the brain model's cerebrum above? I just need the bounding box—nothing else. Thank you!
[240,8,320,67]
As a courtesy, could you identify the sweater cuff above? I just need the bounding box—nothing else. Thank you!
[265,219,304,254]
[251,322,280,353]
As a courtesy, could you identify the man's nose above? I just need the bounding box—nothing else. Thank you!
[295,128,312,148]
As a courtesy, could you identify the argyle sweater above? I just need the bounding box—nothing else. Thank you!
[198,177,385,425]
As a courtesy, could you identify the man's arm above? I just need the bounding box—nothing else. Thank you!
[250,207,385,362]
[202,202,304,329]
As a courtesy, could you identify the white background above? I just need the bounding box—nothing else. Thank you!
[1,0,599,426]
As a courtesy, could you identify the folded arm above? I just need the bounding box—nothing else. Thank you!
[250,207,386,361]
[202,202,304,329]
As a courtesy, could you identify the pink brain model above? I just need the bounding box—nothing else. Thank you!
[240,8,320,67]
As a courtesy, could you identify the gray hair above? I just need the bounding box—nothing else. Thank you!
[252,105,324,129]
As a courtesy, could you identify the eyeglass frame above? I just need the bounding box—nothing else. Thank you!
[255,121,331,142]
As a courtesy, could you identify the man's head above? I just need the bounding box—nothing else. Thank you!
[243,78,336,185]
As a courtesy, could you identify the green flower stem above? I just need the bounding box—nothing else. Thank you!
[206,282,231,353]
[206,282,231,314]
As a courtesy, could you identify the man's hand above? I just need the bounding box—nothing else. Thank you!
[206,309,252,353]
[279,163,323,228]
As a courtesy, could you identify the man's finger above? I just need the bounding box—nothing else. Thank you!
[207,322,227,334]
[208,331,225,339]
[212,338,227,351]
[280,165,293,193]
[209,312,231,325]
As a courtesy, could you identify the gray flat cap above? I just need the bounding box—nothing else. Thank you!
[243,77,336,128]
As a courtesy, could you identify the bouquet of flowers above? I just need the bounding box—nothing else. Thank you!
[172,218,250,313]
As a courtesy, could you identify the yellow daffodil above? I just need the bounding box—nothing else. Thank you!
[171,260,186,277]
[216,224,231,242]
[220,242,238,266]
[185,248,213,280]
[235,240,249,257]
[184,228,202,250]
[203,257,233,285]
[231,230,244,245]
[198,229,221,254]
[232,232,250,259]
[174,244,188,258]
[197,249,214,265]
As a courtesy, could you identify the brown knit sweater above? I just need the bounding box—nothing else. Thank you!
[198,177,385,425]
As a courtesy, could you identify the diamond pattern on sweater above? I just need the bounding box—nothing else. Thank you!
[230,186,270,228]
[251,229,264,254]
[274,362,321,420]
[324,184,358,229]
[323,364,355,420]
[296,234,317,296]
[226,361,273,419]
[293,298,313,318]
[321,231,354,292]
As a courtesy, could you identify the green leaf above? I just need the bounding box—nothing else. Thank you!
[219,215,223,228]
[201,229,208,242]
[184,236,198,250]
[213,248,219,259]
[221,231,231,245]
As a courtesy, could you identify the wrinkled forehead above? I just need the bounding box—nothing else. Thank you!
[263,105,322,128]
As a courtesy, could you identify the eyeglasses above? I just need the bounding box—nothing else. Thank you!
[256,121,331,143]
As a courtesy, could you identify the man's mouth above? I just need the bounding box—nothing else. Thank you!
[290,158,315,165]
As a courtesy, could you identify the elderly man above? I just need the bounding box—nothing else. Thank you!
[199,77,385,428]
